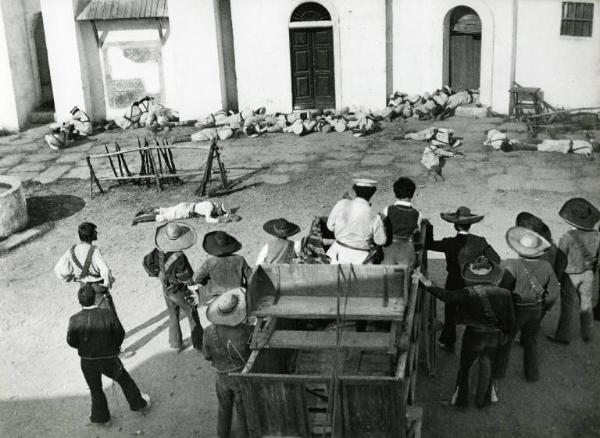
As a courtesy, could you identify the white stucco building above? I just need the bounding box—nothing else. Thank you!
[7,0,600,129]
[0,0,54,132]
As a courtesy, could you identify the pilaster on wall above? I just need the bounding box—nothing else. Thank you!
[40,0,105,122]
[168,0,224,120]
[0,0,38,131]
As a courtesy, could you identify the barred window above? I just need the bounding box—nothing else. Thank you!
[561,2,594,37]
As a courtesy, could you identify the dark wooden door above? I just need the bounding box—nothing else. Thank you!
[449,32,481,90]
[290,28,335,109]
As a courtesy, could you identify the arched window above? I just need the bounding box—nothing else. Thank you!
[291,2,331,22]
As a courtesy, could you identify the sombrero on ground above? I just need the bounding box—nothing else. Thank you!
[506,226,551,258]
[155,221,197,252]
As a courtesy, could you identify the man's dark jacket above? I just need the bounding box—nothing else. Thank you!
[67,308,124,359]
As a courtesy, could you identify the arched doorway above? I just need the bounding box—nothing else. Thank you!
[289,2,335,110]
[444,6,481,90]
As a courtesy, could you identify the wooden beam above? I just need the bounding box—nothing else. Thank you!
[261,330,395,351]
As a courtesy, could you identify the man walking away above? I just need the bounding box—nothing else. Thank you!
[67,285,150,426]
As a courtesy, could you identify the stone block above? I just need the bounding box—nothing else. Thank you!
[0,154,25,167]
[10,162,47,172]
[24,153,60,162]
[34,165,72,184]
[455,105,489,118]
[62,166,90,179]
[55,152,87,164]
[0,226,47,253]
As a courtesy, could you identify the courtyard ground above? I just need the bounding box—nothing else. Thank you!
[0,115,599,438]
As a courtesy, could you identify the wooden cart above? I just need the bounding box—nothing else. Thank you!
[232,228,434,438]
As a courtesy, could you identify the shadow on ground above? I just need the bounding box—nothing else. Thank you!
[27,194,86,227]
[0,351,225,438]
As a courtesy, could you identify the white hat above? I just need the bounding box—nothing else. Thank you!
[200,288,247,328]
[352,178,377,187]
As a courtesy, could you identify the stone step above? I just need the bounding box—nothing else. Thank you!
[30,110,55,124]
[455,105,489,118]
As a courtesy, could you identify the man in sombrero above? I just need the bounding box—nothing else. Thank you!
[414,256,516,409]
[142,221,202,352]
[549,198,600,343]
[495,227,559,382]
[256,218,301,265]
[192,231,252,303]
[200,289,251,438]
[426,206,501,351]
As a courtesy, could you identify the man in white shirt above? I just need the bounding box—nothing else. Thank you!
[326,179,387,264]
[54,222,116,311]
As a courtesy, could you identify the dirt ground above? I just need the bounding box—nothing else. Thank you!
[1,116,599,438]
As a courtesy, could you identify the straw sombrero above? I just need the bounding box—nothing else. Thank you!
[200,288,247,328]
[506,227,551,258]
[263,218,300,238]
[515,212,552,241]
[462,256,503,285]
[559,198,600,231]
[155,221,197,252]
[441,206,484,225]
[203,231,242,256]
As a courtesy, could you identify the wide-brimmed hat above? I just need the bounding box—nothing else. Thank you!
[201,288,247,327]
[441,206,484,225]
[263,218,300,238]
[203,231,242,256]
[352,178,378,188]
[515,212,552,240]
[506,227,551,258]
[155,221,197,252]
[462,256,503,285]
[559,198,600,231]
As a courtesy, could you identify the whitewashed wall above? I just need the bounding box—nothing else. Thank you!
[393,0,515,114]
[515,0,600,109]
[0,0,39,130]
[168,0,223,121]
[229,0,387,113]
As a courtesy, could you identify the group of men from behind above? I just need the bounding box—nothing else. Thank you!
[54,178,600,431]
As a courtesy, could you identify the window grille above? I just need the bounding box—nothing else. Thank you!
[291,2,331,22]
[561,2,593,37]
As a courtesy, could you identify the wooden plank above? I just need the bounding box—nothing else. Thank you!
[251,295,405,320]
[158,0,167,17]
[262,330,394,351]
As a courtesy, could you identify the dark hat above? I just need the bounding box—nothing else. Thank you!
[155,221,197,252]
[203,231,242,256]
[515,212,552,241]
[263,218,300,238]
[462,256,503,285]
[441,206,484,225]
[78,284,96,306]
[505,227,551,258]
[559,198,600,231]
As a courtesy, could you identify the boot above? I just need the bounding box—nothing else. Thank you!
[580,311,593,342]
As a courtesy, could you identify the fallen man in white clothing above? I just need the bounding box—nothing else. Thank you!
[132,201,240,226]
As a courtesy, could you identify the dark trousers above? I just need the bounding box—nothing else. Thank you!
[495,307,542,382]
[81,357,146,423]
[455,327,500,408]
[554,272,595,342]
[164,290,202,350]
[439,276,463,346]
[216,372,248,438]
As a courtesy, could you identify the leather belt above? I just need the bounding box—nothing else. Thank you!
[335,240,370,252]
